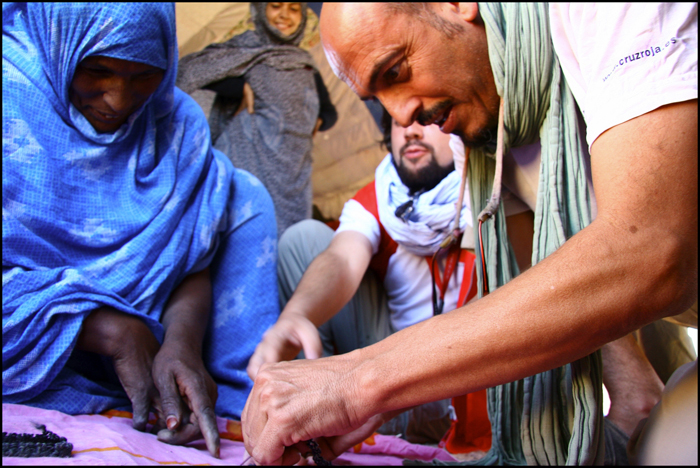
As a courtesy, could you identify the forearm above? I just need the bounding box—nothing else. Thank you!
[348,216,694,420]
[161,267,212,353]
[601,333,663,435]
[282,233,371,327]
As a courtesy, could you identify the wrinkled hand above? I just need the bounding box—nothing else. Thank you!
[242,355,367,465]
[296,413,386,464]
[246,314,323,380]
[110,316,162,432]
[152,340,220,458]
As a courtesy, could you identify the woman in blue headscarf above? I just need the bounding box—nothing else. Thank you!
[2,3,279,457]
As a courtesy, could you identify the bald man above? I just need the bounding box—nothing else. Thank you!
[242,4,697,465]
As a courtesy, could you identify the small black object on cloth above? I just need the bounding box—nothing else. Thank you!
[307,439,332,466]
[2,424,73,458]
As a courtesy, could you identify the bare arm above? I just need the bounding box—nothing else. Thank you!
[284,230,373,325]
[246,231,373,377]
[151,267,220,458]
[602,333,663,436]
[242,100,697,464]
[356,99,698,417]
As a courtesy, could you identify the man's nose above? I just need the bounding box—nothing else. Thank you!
[379,93,419,128]
[403,121,424,140]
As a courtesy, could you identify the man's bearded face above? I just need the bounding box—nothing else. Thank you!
[393,140,455,194]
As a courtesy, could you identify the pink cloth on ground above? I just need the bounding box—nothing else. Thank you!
[2,404,457,465]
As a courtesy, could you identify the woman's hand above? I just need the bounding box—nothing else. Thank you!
[246,313,323,380]
[312,117,323,137]
[154,267,220,457]
[152,340,220,458]
[77,307,161,431]
[235,82,255,116]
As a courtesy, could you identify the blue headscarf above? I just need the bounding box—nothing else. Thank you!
[2,3,236,405]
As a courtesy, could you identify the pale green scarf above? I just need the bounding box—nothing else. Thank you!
[465,3,604,465]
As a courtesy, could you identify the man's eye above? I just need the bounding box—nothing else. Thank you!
[384,63,402,83]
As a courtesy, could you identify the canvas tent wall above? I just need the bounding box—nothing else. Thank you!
[175,3,386,220]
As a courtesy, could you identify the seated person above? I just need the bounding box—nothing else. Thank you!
[2,3,279,458]
[248,110,482,444]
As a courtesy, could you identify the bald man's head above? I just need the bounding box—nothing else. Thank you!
[320,2,500,148]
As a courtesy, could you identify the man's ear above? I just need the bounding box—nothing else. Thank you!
[447,3,479,23]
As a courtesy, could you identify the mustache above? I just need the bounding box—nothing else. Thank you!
[399,140,435,158]
[416,99,454,127]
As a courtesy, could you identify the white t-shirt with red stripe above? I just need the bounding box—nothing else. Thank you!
[336,180,476,332]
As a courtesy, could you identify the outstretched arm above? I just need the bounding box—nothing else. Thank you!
[242,100,697,465]
[151,267,221,458]
[247,231,373,378]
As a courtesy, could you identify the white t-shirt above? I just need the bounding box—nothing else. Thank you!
[484,3,698,326]
[549,3,697,149]
[459,3,698,215]
[336,198,467,332]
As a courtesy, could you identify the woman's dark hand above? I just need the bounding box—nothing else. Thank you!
[152,339,220,458]
[111,317,162,431]
[77,307,161,432]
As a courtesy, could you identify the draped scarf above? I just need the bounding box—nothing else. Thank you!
[463,3,604,465]
[375,155,471,257]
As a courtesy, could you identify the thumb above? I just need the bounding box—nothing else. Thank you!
[296,320,323,360]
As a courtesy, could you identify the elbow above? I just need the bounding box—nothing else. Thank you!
[638,232,697,321]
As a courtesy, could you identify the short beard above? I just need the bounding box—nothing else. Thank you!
[392,142,455,194]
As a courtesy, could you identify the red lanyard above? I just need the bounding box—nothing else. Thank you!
[429,236,463,315]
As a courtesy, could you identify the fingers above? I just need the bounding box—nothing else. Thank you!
[130,391,152,432]
[193,402,220,458]
[279,446,303,465]
[242,370,282,465]
[296,319,323,361]
[157,403,220,458]
[156,411,199,445]
[180,378,220,458]
[152,347,220,457]
[247,317,323,380]
[323,413,386,459]
[246,345,267,380]
[155,372,185,431]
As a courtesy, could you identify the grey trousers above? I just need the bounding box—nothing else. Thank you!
[278,220,452,444]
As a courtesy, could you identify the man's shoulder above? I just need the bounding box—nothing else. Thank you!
[352,181,379,218]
